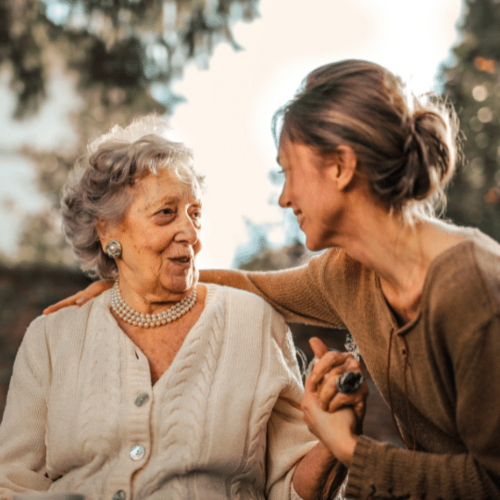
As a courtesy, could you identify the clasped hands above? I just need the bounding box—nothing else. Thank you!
[301,337,368,468]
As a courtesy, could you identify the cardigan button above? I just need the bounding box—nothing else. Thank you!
[112,491,126,500]
[134,393,150,407]
[130,445,145,460]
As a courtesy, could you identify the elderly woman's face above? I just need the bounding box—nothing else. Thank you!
[103,168,202,298]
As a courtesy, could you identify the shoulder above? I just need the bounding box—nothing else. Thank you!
[426,230,500,331]
[468,231,500,306]
[37,297,96,335]
[309,247,373,285]
[23,296,103,355]
[309,246,354,270]
[205,285,301,384]
[307,248,376,313]
[207,283,289,339]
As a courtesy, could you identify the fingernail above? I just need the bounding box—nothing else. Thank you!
[76,297,87,305]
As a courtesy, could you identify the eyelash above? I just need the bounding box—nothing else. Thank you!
[157,208,201,222]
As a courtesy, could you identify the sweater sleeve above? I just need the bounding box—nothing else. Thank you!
[263,310,347,500]
[264,316,317,500]
[0,316,52,498]
[200,250,346,329]
[345,314,500,500]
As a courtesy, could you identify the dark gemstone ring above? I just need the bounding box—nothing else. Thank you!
[336,371,363,395]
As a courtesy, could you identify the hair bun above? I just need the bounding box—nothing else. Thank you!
[400,105,456,205]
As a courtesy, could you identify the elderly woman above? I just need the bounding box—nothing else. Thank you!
[0,117,351,500]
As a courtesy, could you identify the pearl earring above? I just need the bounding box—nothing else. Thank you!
[105,240,122,259]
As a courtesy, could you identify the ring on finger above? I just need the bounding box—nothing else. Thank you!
[337,371,364,395]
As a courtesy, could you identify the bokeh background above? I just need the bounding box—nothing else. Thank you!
[1,0,499,442]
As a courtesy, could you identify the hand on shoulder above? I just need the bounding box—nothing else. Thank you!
[43,280,114,315]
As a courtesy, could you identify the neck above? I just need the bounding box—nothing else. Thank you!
[328,198,466,322]
[326,201,434,322]
[116,272,196,315]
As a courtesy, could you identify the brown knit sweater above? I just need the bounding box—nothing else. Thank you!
[200,228,500,499]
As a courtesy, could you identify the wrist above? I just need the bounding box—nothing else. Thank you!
[327,433,358,468]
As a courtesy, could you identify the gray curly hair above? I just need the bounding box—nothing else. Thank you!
[61,115,204,279]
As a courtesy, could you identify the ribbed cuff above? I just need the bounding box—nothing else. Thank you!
[344,435,392,499]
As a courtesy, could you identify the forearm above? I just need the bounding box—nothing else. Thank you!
[345,436,500,500]
[200,262,344,328]
[293,443,347,500]
[199,269,304,321]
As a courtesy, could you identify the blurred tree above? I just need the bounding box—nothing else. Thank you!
[0,0,260,265]
[233,218,309,271]
[232,170,308,270]
[442,0,500,240]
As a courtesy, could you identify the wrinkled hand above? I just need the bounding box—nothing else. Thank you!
[309,337,368,426]
[302,385,358,467]
[301,337,368,467]
[43,280,114,315]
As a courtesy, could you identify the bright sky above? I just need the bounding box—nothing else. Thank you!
[0,0,463,269]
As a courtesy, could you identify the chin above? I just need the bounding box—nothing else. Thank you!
[170,278,196,294]
[161,271,197,295]
[305,237,325,252]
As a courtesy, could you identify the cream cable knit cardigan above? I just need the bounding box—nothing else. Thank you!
[0,284,317,500]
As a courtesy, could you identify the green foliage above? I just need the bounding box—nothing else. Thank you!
[442,0,500,239]
[1,0,259,118]
[0,0,260,265]
[0,0,48,118]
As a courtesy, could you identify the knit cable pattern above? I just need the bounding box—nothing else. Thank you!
[138,287,225,498]
[229,391,276,499]
[75,319,122,489]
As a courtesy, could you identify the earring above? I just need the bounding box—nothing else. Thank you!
[105,240,122,259]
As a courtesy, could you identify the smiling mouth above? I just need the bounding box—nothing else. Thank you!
[170,255,192,265]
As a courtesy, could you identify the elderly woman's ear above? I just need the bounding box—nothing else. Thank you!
[96,220,107,247]
[96,220,120,258]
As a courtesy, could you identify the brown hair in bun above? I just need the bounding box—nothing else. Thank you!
[273,59,460,220]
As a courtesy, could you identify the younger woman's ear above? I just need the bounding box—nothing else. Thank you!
[333,145,357,191]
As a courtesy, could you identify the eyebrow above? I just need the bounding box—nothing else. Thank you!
[143,195,179,213]
[148,194,202,212]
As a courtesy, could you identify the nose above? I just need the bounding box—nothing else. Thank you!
[174,212,199,246]
[278,183,291,209]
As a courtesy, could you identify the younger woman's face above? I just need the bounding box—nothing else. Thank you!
[277,137,344,251]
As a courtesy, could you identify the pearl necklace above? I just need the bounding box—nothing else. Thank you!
[110,280,197,328]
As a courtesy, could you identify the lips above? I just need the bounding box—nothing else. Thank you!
[294,211,304,227]
[170,255,191,264]
[170,255,192,264]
